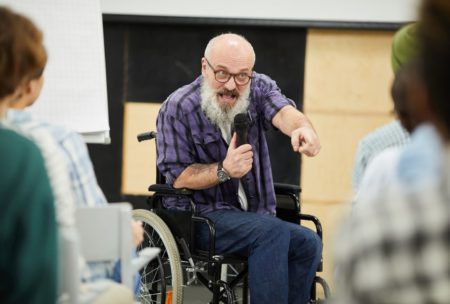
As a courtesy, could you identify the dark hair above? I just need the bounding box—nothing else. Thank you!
[391,65,409,115]
[0,6,47,100]
[391,61,424,133]
[419,0,450,134]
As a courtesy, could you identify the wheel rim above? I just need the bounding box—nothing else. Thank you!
[138,221,174,304]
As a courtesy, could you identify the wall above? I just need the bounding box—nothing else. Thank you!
[101,0,419,23]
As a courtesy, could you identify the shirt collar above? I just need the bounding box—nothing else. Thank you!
[6,108,32,124]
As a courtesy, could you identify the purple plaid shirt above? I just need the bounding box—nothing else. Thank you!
[156,72,295,215]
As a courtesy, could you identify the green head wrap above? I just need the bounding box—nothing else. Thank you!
[391,23,419,74]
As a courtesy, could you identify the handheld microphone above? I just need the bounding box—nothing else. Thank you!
[234,113,249,147]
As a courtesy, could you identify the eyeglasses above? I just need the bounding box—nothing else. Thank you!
[205,58,252,86]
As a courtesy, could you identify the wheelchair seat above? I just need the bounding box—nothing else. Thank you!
[145,183,249,304]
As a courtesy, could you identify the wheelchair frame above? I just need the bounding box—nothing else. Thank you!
[134,131,330,304]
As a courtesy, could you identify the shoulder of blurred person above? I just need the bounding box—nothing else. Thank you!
[396,123,443,189]
[353,123,441,210]
[352,145,403,212]
[352,120,410,193]
[5,108,78,225]
[6,108,107,208]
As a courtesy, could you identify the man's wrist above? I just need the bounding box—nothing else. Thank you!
[217,160,231,183]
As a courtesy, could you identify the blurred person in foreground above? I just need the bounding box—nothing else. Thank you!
[334,0,450,303]
[0,7,57,303]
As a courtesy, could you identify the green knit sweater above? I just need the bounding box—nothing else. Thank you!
[0,128,57,304]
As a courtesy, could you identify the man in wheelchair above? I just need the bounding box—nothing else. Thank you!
[156,33,322,304]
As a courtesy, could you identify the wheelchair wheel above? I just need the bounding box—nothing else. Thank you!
[314,276,331,299]
[133,209,184,304]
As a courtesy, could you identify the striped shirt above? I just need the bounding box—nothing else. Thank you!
[156,72,295,215]
[352,120,410,193]
[5,109,112,282]
[4,111,76,230]
[6,109,107,208]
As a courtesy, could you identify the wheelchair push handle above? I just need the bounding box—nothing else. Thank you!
[137,131,157,142]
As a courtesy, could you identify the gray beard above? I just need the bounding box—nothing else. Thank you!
[200,81,250,130]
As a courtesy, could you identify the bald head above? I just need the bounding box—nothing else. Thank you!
[200,33,254,124]
[204,33,256,68]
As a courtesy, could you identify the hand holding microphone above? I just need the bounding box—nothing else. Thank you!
[222,114,253,178]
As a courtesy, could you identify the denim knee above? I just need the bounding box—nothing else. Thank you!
[305,229,323,259]
[288,225,322,261]
[254,217,290,246]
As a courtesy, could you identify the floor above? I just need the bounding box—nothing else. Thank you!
[183,282,246,304]
[183,284,212,304]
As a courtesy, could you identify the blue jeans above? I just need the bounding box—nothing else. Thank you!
[111,251,141,296]
[196,210,322,304]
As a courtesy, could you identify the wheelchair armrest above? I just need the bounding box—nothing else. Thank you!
[299,214,323,240]
[274,182,301,214]
[191,215,217,257]
[274,182,301,195]
[147,184,218,257]
[299,213,324,272]
[148,183,196,212]
[148,184,193,196]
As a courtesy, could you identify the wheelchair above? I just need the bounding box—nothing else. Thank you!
[133,131,331,304]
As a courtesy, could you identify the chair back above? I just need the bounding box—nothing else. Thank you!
[75,203,134,289]
[57,228,80,304]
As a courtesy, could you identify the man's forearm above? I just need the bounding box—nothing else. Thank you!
[173,163,220,190]
[272,105,314,137]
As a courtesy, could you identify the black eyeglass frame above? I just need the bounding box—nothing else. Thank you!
[204,57,253,86]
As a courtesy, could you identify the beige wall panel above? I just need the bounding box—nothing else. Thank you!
[301,112,394,203]
[304,29,395,114]
[122,102,161,195]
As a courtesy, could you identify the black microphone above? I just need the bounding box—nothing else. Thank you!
[234,113,249,147]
